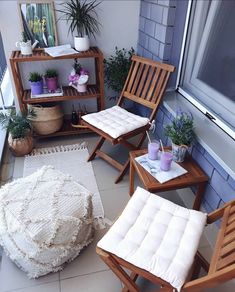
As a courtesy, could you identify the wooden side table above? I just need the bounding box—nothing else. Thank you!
[129,149,208,210]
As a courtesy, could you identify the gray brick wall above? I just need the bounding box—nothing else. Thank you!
[155,105,235,213]
[138,0,176,62]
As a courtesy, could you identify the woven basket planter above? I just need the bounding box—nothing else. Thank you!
[29,104,64,135]
[8,134,34,156]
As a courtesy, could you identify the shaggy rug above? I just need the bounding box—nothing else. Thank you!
[23,143,104,229]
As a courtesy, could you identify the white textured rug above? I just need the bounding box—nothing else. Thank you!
[23,143,104,228]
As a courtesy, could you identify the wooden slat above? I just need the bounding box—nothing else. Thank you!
[126,61,140,93]
[136,64,149,97]
[131,55,175,72]
[151,70,167,103]
[225,220,235,235]
[223,231,235,246]
[221,241,235,258]
[141,66,155,99]
[131,63,145,95]
[123,91,155,109]
[217,253,235,271]
[146,67,161,101]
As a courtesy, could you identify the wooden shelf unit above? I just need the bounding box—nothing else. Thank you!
[10,47,104,137]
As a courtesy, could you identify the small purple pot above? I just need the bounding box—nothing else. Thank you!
[30,80,43,95]
[46,77,58,92]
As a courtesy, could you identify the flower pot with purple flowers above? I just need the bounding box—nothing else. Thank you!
[165,110,195,162]
[45,69,58,92]
[29,72,43,95]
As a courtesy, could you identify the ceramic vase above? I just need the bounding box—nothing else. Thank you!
[30,80,43,95]
[74,36,90,52]
[46,77,58,92]
[171,142,188,162]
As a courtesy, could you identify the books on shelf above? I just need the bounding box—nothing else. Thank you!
[31,87,63,98]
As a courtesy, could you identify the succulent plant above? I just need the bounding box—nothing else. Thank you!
[29,72,42,82]
[45,69,58,78]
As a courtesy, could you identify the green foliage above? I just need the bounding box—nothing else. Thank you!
[73,60,82,74]
[0,109,36,139]
[165,110,195,146]
[22,31,29,43]
[29,72,42,82]
[104,47,135,98]
[45,69,58,78]
[56,0,101,38]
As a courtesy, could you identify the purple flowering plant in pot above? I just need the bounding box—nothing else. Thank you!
[45,69,58,92]
[29,72,43,95]
[165,110,195,162]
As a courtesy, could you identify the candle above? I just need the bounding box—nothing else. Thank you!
[148,140,160,160]
[160,151,173,171]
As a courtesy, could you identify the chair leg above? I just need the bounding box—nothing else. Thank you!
[87,137,105,162]
[115,159,130,184]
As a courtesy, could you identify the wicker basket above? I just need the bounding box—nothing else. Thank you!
[29,104,64,135]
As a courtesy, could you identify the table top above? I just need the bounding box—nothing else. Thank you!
[130,148,208,192]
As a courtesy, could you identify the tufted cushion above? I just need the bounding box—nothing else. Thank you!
[0,166,94,278]
[97,187,207,291]
[82,106,150,139]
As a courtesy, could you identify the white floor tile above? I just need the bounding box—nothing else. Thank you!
[100,186,130,221]
[60,270,122,292]
[0,254,59,292]
[60,228,108,280]
[8,281,60,292]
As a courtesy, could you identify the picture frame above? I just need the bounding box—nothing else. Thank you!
[18,0,58,48]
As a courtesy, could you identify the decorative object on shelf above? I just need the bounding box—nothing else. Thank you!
[165,110,195,162]
[104,47,135,99]
[18,1,58,48]
[56,0,101,51]
[44,69,58,92]
[31,87,63,98]
[71,104,78,125]
[15,31,38,55]
[29,72,43,95]
[28,104,64,135]
[0,109,35,156]
[68,60,89,92]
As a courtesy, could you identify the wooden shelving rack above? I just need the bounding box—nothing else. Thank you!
[10,47,104,138]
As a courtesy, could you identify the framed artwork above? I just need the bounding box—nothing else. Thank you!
[18,0,58,48]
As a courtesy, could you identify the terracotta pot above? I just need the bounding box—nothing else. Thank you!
[8,134,34,157]
[171,142,189,162]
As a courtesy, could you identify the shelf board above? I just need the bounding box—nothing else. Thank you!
[23,85,100,104]
[10,47,102,62]
[34,118,92,139]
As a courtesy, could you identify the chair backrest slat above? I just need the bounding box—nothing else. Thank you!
[117,55,175,121]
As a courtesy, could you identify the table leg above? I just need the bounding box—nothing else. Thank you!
[193,182,207,210]
[129,159,135,196]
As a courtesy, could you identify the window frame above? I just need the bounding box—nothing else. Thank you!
[176,0,235,140]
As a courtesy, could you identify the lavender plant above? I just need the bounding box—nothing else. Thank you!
[165,110,195,146]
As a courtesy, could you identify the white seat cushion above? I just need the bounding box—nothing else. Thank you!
[82,106,150,139]
[0,166,94,278]
[97,187,207,291]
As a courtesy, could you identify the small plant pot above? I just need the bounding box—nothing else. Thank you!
[74,36,90,52]
[172,142,189,162]
[30,80,43,95]
[46,77,58,92]
[77,83,87,93]
[8,134,34,157]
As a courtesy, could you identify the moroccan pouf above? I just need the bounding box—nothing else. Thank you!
[0,166,94,278]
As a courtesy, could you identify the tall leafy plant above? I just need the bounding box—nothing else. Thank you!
[57,0,101,38]
[104,47,135,98]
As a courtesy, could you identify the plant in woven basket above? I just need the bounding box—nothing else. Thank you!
[0,109,36,156]
[104,47,135,99]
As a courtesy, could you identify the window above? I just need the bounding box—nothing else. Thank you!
[0,32,14,109]
[178,0,235,138]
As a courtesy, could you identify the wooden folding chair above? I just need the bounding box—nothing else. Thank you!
[96,188,235,292]
[82,56,175,183]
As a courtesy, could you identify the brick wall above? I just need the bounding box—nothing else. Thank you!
[137,0,235,212]
[138,0,176,62]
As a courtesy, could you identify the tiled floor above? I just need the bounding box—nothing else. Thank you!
[0,134,234,291]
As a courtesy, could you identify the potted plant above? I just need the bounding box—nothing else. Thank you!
[29,72,43,95]
[104,47,135,99]
[15,31,38,55]
[0,109,35,156]
[57,0,101,51]
[45,69,58,92]
[68,60,89,92]
[165,110,195,162]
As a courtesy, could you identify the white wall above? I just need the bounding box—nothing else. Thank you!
[0,0,140,111]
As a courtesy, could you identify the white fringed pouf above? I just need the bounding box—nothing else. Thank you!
[0,165,94,278]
